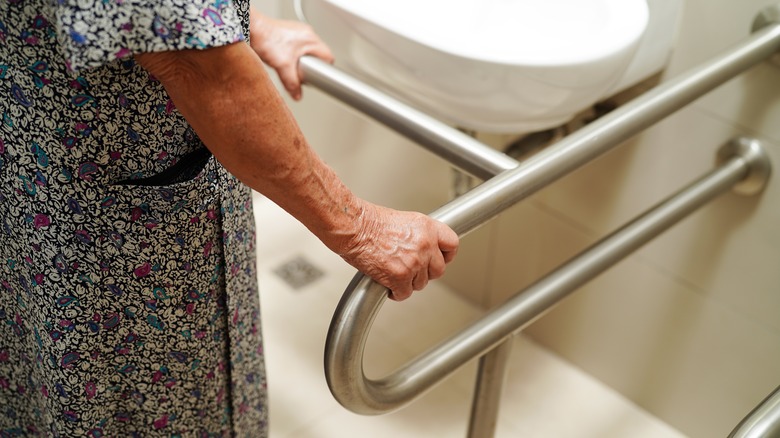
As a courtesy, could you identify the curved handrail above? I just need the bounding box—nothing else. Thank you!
[318,22,780,414]
[325,138,770,414]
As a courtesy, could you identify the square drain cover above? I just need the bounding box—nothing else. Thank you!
[272,255,325,290]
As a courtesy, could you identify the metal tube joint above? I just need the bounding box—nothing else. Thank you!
[752,3,780,65]
[753,3,780,32]
[717,137,772,195]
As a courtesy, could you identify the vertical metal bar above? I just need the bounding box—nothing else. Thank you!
[467,338,514,438]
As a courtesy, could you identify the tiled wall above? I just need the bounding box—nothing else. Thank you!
[450,1,780,437]
[255,0,780,437]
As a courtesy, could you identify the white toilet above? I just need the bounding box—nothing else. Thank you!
[297,0,683,133]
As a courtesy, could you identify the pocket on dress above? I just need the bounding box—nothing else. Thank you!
[113,147,213,187]
[100,153,219,224]
[94,150,223,288]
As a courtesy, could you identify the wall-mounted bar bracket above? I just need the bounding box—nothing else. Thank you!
[717,137,772,195]
[753,2,780,65]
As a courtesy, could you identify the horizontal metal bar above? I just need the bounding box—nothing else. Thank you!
[729,385,780,438]
[304,23,780,237]
[299,57,519,180]
[325,139,770,414]
[433,22,780,236]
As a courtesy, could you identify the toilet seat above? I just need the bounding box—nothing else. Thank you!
[326,0,649,67]
[302,0,669,132]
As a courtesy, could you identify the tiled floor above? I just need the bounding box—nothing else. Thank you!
[252,192,687,438]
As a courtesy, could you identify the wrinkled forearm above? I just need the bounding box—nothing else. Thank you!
[137,39,459,300]
[135,42,362,254]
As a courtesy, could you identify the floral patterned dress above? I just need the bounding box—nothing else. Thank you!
[0,0,268,436]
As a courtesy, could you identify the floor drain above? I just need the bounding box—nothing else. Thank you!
[272,255,325,290]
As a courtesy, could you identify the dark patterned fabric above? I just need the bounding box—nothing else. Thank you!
[0,0,267,436]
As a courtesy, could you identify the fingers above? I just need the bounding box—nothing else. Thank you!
[303,40,335,64]
[437,223,460,263]
[412,270,429,292]
[278,65,303,101]
[442,249,457,264]
[428,249,447,281]
[337,206,460,302]
[388,234,453,301]
[249,17,334,101]
[290,43,334,99]
[389,288,413,302]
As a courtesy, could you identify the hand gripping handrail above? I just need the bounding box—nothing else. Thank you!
[303,8,780,417]
[324,138,771,414]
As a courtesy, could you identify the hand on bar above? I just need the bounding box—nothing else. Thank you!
[337,202,459,301]
[249,7,334,101]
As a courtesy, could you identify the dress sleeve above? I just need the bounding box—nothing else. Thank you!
[51,0,247,71]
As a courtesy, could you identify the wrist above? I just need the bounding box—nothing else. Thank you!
[319,193,371,257]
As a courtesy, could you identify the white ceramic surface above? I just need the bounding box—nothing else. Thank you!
[299,0,657,132]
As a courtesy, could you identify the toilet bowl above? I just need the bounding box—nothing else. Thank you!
[298,0,683,133]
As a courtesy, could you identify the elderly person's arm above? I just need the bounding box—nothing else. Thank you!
[135,14,458,301]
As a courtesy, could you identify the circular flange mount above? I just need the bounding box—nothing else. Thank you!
[752,3,780,66]
[753,3,780,32]
[716,137,772,196]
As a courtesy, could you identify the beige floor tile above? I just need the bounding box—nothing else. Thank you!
[253,192,685,438]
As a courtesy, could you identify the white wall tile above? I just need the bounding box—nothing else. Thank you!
[499,337,687,438]
[439,221,496,308]
[259,1,780,436]
[487,199,595,307]
[525,255,780,438]
[522,100,780,438]
[665,0,779,76]
[532,106,780,334]
[694,63,780,145]
[665,0,780,145]
[534,107,739,235]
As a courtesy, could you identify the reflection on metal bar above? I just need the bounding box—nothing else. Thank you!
[467,337,514,438]
[325,139,770,414]
[318,14,780,416]
[299,56,519,180]
[729,385,780,438]
[304,22,780,238]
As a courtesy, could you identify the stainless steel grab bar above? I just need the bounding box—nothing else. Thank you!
[306,12,780,417]
[729,385,780,438]
[302,21,780,236]
[324,138,770,415]
[299,57,519,180]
